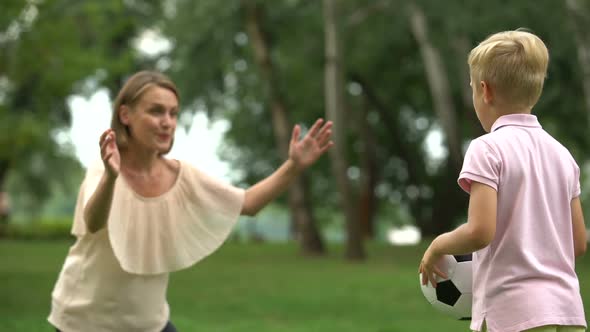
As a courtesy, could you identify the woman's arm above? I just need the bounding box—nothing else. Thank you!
[241,159,299,216]
[85,129,120,233]
[84,174,117,233]
[241,119,333,216]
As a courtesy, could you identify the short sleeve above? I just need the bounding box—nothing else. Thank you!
[572,162,581,198]
[458,138,501,194]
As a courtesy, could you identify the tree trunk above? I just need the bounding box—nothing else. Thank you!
[357,90,378,239]
[0,160,10,236]
[565,0,590,127]
[420,161,468,237]
[408,2,462,171]
[243,1,325,255]
[351,73,436,234]
[350,73,424,181]
[323,0,365,260]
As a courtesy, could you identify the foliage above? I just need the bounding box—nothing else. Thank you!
[4,142,85,220]
[160,0,590,232]
[2,0,590,235]
[0,217,72,240]
[0,0,162,213]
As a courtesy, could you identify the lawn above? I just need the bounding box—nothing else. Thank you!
[0,240,588,331]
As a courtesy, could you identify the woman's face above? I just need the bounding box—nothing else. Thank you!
[122,86,179,154]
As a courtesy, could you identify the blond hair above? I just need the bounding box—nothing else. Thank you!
[468,29,549,108]
[111,71,179,151]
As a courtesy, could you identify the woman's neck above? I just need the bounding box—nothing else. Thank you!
[120,146,162,176]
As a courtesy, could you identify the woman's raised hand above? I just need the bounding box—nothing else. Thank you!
[288,119,334,171]
[99,129,120,178]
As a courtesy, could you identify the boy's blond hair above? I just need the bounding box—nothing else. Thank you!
[468,29,549,108]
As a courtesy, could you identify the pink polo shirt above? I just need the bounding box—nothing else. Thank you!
[458,114,586,332]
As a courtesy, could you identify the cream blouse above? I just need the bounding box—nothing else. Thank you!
[48,160,245,332]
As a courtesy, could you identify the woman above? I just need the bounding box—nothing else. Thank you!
[48,71,333,332]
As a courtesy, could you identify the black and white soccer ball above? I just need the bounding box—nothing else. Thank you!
[419,254,473,320]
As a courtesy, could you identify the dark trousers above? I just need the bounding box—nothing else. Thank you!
[55,320,178,332]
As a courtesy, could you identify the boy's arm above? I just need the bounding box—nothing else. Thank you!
[431,182,497,254]
[420,181,496,286]
[571,197,587,257]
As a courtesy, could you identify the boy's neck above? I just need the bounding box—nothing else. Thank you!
[484,104,533,133]
[492,104,533,121]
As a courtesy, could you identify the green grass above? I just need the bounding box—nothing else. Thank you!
[0,240,589,331]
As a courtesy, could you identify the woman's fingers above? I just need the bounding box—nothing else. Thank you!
[319,141,334,154]
[100,135,112,152]
[291,124,301,145]
[317,129,332,147]
[99,129,111,145]
[315,122,333,145]
[107,131,116,147]
[318,120,333,134]
[306,118,325,139]
[99,130,117,162]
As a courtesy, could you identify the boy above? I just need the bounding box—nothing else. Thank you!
[419,30,587,332]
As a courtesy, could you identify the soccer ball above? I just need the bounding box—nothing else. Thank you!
[419,254,473,320]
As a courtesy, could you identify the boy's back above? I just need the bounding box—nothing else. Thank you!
[419,29,586,332]
[459,113,585,331]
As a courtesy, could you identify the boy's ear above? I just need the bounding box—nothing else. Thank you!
[119,105,131,125]
[480,81,493,104]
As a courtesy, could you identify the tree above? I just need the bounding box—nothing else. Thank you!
[159,0,590,250]
[566,0,590,129]
[408,2,461,170]
[0,0,161,218]
[163,0,329,254]
[242,1,325,255]
[324,0,365,260]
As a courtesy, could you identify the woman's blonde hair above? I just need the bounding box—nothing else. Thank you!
[111,71,179,152]
[468,29,549,108]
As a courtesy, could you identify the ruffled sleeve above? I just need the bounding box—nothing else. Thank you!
[107,160,245,275]
[71,161,105,237]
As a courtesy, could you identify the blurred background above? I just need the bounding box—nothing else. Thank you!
[1,0,589,331]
